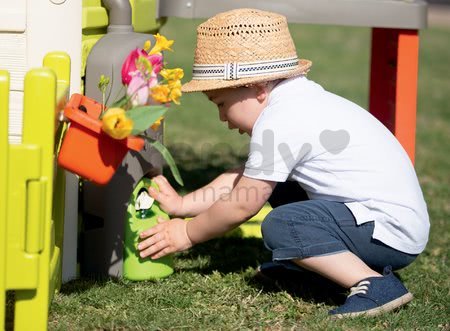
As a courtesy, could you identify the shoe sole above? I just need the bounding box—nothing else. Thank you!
[331,292,414,319]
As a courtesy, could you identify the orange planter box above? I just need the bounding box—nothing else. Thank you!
[58,94,144,185]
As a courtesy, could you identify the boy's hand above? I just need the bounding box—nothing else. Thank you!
[149,175,184,216]
[138,217,193,259]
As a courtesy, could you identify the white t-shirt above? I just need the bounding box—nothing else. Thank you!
[244,76,429,254]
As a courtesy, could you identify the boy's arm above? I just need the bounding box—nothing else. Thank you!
[181,166,244,217]
[150,167,244,217]
[186,176,275,243]
[138,176,276,259]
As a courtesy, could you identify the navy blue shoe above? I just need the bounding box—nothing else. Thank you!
[329,266,413,318]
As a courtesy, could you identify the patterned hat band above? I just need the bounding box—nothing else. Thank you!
[192,57,299,81]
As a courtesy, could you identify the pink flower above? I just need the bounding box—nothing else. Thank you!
[122,48,143,85]
[148,53,163,74]
[148,72,158,88]
[127,72,158,107]
[121,49,163,85]
[127,74,149,106]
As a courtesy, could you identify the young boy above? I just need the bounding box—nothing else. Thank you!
[138,8,429,317]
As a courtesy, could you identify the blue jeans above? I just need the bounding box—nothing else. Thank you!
[263,182,417,272]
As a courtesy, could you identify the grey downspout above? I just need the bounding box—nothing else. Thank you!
[102,0,133,32]
[82,0,163,279]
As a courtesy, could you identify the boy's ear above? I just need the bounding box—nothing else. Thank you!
[255,84,269,103]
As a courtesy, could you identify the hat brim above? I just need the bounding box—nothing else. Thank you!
[181,59,312,93]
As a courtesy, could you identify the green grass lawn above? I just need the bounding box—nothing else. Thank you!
[47,19,450,330]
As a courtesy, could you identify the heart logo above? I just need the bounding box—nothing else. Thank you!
[319,129,350,155]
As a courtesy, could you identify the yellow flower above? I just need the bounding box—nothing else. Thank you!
[163,79,182,105]
[151,84,171,103]
[149,33,174,55]
[169,86,182,105]
[102,108,134,140]
[168,78,181,88]
[160,68,184,82]
[150,116,164,131]
[143,40,151,52]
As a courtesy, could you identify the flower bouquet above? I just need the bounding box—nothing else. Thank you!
[58,34,184,186]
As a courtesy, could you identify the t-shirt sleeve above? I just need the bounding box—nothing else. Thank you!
[244,114,312,182]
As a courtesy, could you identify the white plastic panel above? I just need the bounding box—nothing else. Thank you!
[0,33,27,92]
[0,0,82,143]
[26,0,82,95]
[8,91,24,144]
[0,0,26,32]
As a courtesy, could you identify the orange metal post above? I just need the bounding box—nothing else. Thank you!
[369,28,419,164]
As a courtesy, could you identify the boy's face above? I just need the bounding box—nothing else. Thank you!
[205,86,268,136]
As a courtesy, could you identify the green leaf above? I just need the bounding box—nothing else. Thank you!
[127,105,168,135]
[109,95,128,109]
[142,136,184,186]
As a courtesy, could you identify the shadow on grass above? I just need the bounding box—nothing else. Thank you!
[177,236,271,274]
[57,152,346,306]
[248,267,347,306]
[58,278,117,295]
[162,149,346,305]
[58,237,345,306]
[164,150,346,306]
[176,237,346,306]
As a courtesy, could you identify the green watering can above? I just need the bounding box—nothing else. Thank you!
[123,177,174,280]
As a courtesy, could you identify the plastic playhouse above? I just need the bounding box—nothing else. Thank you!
[0,0,427,329]
[1,52,71,330]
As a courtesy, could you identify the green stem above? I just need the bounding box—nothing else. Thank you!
[106,83,125,107]
[141,136,184,187]
[101,91,106,117]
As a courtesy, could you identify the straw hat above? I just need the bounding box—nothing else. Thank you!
[182,8,312,93]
